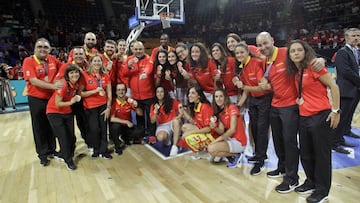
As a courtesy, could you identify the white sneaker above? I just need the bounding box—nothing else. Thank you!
[191,152,200,160]
[169,145,178,156]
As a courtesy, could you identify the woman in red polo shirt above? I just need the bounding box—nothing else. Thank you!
[154,50,175,98]
[188,42,214,102]
[286,40,340,203]
[179,85,214,159]
[209,43,238,103]
[150,85,182,156]
[80,54,112,159]
[46,64,82,170]
[207,89,247,168]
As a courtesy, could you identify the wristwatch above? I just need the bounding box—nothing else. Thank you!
[331,108,341,114]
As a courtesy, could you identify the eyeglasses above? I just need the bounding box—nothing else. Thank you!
[87,38,96,41]
[36,45,50,49]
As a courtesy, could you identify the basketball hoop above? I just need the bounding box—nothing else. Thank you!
[160,12,173,29]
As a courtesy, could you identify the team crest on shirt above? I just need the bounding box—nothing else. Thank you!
[116,109,121,113]
[38,69,43,73]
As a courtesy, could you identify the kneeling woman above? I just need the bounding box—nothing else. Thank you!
[46,64,82,170]
[179,85,214,159]
[207,89,247,168]
[150,85,182,156]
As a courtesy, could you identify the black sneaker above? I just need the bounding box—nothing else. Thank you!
[275,180,299,194]
[295,180,315,195]
[247,156,258,163]
[250,161,265,176]
[115,148,123,156]
[40,159,50,167]
[267,168,285,178]
[66,161,77,171]
[306,191,328,203]
[100,153,113,160]
[91,152,99,158]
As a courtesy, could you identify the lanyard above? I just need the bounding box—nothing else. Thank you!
[94,74,102,88]
[34,55,48,76]
[263,62,273,78]
[298,68,304,100]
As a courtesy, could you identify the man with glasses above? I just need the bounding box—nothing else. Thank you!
[23,38,63,166]
[67,32,99,62]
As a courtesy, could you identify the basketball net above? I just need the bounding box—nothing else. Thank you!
[160,12,171,29]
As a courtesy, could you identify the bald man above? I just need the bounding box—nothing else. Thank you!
[257,32,325,194]
[123,41,156,138]
[67,32,99,62]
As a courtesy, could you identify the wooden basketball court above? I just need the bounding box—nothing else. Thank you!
[0,111,359,202]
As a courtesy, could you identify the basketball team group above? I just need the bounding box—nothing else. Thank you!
[23,28,360,203]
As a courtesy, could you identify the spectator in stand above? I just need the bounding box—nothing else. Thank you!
[333,28,360,153]
[150,85,182,156]
[207,89,247,168]
[286,39,340,203]
[23,38,63,166]
[150,33,174,62]
[110,83,138,155]
[208,43,238,103]
[79,54,112,160]
[8,60,22,80]
[123,41,156,137]
[46,64,82,170]
[58,48,68,63]
[68,32,99,62]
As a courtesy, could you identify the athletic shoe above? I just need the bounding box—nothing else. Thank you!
[227,153,243,168]
[91,152,99,158]
[247,155,258,163]
[191,152,200,160]
[275,180,299,193]
[169,145,178,157]
[295,180,315,195]
[66,161,77,171]
[114,148,123,156]
[40,159,50,167]
[250,161,265,176]
[306,191,329,203]
[267,168,285,178]
[100,153,113,160]
[210,156,223,163]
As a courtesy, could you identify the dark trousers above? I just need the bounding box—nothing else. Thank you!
[299,110,332,195]
[110,123,133,150]
[71,100,89,145]
[47,113,76,163]
[136,98,155,136]
[333,93,360,147]
[28,96,55,160]
[270,105,299,183]
[344,92,360,134]
[248,93,272,161]
[85,104,108,154]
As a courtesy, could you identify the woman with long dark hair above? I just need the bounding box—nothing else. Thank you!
[209,43,238,103]
[168,50,188,104]
[154,50,175,98]
[150,85,182,156]
[207,89,247,168]
[286,40,339,203]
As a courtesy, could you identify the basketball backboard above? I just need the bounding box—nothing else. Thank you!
[135,0,185,24]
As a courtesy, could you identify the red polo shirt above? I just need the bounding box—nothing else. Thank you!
[150,99,180,124]
[46,80,79,114]
[209,57,238,96]
[82,71,110,109]
[111,97,136,122]
[23,54,62,99]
